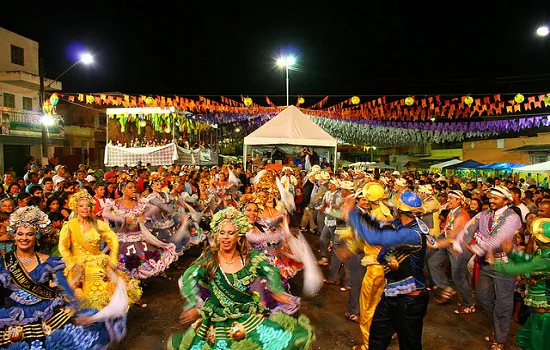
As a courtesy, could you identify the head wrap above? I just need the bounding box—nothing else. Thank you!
[210,207,252,236]
[448,190,465,201]
[489,185,513,201]
[7,206,51,238]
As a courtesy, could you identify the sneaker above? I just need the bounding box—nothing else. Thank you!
[454,304,476,314]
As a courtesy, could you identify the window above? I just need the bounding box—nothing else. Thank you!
[3,93,15,108]
[22,97,33,111]
[10,45,24,66]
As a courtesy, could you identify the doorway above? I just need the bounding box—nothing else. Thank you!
[4,145,31,178]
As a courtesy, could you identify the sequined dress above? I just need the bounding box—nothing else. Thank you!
[58,218,142,309]
[0,254,125,349]
[168,251,315,350]
[103,198,178,279]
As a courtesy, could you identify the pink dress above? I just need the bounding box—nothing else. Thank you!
[103,198,178,279]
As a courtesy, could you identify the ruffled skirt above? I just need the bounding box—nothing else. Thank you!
[117,240,178,279]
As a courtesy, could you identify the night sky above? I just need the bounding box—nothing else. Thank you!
[3,1,550,105]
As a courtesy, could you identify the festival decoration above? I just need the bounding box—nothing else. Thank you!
[42,99,53,115]
[49,93,59,107]
[464,96,474,106]
[405,96,415,106]
[351,96,360,105]
[544,94,550,107]
[514,93,525,103]
[146,96,155,105]
[243,97,253,107]
[298,97,305,105]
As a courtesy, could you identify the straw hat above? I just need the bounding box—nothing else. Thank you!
[531,218,550,244]
[418,184,433,195]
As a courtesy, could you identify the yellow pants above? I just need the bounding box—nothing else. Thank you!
[357,264,385,350]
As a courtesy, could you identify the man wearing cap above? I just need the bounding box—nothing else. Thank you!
[428,190,474,313]
[453,185,522,349]
[345,191,430,349]
[52,165,67,186]
[280,166,298,195]
[493,217,550,350]
[338,182,394,349]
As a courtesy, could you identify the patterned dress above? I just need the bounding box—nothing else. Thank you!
[0,254,125,349]
[58,218,142,309]
[103,198,178,279]
[169,251,315,350]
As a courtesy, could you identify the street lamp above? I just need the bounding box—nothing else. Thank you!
[370,146,377,162]
[276,56,295,106]
[40,52,94,158]
[537,25,549,37]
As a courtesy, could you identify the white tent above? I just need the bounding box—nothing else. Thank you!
[430,159,462,171]
[243,106,338,169]
[514,161,550,173]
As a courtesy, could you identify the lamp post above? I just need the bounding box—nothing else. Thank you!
[40,52,93,158]
[276,56,295,106]
[370,146,377,162]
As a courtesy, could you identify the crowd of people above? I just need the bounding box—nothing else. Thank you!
[0,154,548,350]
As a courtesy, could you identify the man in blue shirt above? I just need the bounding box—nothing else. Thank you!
[345,191,430,350]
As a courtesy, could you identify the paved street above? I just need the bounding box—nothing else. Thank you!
[120,232,522,350]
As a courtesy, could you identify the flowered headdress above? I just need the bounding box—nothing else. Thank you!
[7,206,51,238]
[68,189,93,211]
[210,207,252,236]
[118,179,135,192]
[254,170,279,196]
[149,172,164,184]
[239,193,264,211]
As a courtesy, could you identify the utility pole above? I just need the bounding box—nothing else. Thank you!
[39,57,48,160]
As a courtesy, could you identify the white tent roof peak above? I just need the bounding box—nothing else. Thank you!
[243,105,337,147]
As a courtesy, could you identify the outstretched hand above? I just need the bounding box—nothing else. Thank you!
[179,307,199,324]
[273,292,293,305]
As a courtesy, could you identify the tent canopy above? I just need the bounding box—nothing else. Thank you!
[430,159,462,170]
[478,162,526,170]
[445,159,485,169]
[243,106,337,147]
[514,161,550,173]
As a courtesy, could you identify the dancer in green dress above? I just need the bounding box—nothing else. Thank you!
[169,206,315,350]
[493,217,550,350]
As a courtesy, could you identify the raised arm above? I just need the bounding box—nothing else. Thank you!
[348,208,421,247]
[254,253,285,294]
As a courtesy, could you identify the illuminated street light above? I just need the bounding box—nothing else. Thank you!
[537,26,549,37]
[41,115,55,126]
[80,52,94,64]
[276,55,296,106]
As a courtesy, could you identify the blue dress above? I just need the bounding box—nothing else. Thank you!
[0,255,126,349]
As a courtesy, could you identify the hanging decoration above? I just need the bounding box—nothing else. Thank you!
[243,97,253,107]
[49,93,59,109]
[42,99,53,115]
[146,96,155,105]
[464,96,474,106]
[405,96,415,106]
[298,96,305,105]
[351,96,361,105]
[544,94,550,107]
[514,93,525,104]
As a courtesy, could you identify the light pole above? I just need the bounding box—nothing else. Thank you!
[40,52,93,158]
[370,146,377,162]
[276,56,295,106]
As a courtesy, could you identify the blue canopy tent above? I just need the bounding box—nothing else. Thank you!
[478,162,526,170]
[444,159,485,169]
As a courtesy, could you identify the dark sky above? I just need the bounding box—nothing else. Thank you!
[3,1,550,104]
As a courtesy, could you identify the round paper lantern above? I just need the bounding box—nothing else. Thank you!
[351,96,360,105]
[298,97,305,104]
[139,120,147,127]
[464,96,474,106]
[514,93,525,104]
[405,96,415,106]
[146,96,154,105]
[49,93,59,106]
[243,97,253,106]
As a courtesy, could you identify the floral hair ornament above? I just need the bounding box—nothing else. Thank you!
[239,193,264,211]
[210,207,252,236]
[118,179,135,193]
[68,189,93,211]
[7,206,51,238]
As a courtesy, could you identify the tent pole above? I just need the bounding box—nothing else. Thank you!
[243,144,247,171]
[334,146,338,169]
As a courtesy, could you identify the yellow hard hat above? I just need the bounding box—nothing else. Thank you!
[362,182,387,202]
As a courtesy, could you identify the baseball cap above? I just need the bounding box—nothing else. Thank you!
[54,165,66,172]
[85,175,96,182]
[104,171,117,181]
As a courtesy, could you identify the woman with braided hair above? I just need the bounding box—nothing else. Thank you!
[58,189,142,310]
[169,206,315,350]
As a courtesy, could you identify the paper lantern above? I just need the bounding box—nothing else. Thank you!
[42,100,53,114]
[49,93,59,106]
[464,96,474,106]
[405,96,415,106]
[514,93,525,104]
[243,97,253,106]
[351,96,360,105]
[298,97,305,104]
[146,96,154,105]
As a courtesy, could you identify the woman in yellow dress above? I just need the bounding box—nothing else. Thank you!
[58,189,142,309]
